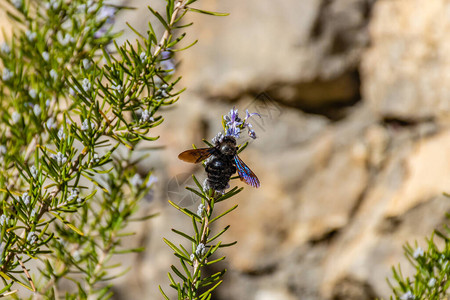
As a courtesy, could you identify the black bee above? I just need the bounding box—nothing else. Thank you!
[178,135,260,191]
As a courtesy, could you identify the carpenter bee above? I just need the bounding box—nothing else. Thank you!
[178,136,260,191]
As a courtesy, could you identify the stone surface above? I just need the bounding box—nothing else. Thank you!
[386,130,450,217]
[175,0,373,112]
[362,0,450,121]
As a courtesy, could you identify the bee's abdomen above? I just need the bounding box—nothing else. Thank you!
[205,155,235,191]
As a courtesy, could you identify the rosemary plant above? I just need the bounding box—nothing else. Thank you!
[389,209,450,299]
[161,107,260,299]
[0,0,225,298]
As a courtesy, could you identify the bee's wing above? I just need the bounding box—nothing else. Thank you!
[178,148,213,163]
[234,155,260,188]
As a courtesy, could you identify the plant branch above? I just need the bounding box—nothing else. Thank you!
[153,0,187,57]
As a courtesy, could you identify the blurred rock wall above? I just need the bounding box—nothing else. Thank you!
[114,0,450,299]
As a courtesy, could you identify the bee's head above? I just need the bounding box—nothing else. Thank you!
[221,136,236,155]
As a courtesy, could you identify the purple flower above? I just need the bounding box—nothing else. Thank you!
[224,107,243,127]
[2,68,13,81]
[197,203,205,217]
[27,231,37,244]
[400,291,414,300]
[94,6,116,39]
[159,50,175,75]
[51,152,67,165]
[21,193,31,205]
[140,52,147,63]
[223,107,259,139]
[226,124,241,138]
[413,247,424,259]
[0,215,8,226]
[67,188,80,202]
[1,43,10,54]
[30,165,38,179]
[146,174,158,188]
[94,27,108,39]
[244,109,260,125]
[11,0,22,9]
[97,6,116,22]
[243,109,260,139]
[195,243,207,256]
[247,123,257,139]
[130,173,142,187]
[161,50,172,60]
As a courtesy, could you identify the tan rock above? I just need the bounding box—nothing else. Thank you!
[178,0,322,97]
[320,130,450,298]
[362,0,450,121]
[290,146,369,244]
[386,130,450,216]
[174,0,371,111]
[254,288,298,300]
[364,124,389,168]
